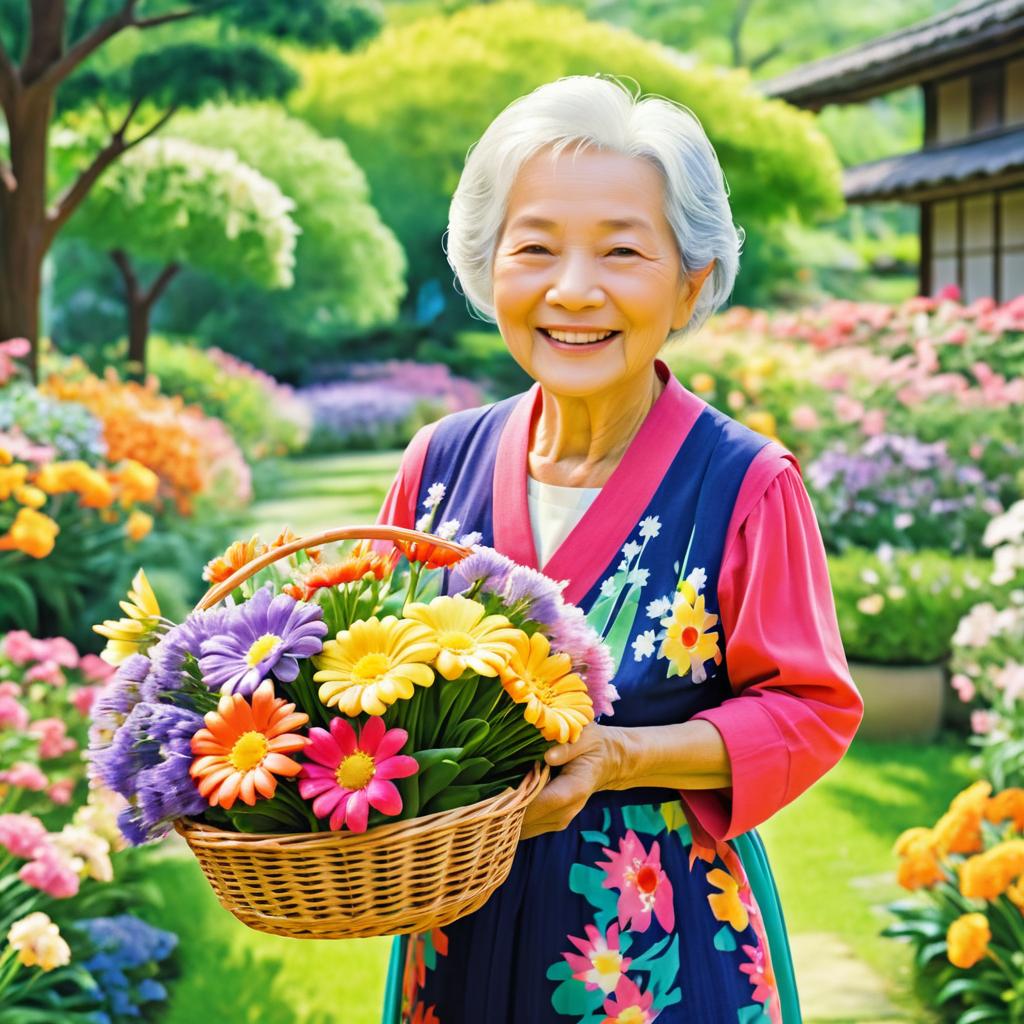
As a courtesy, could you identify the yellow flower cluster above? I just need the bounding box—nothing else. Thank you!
[312,595,596,743]
[892,780,1024,970]
[93,568,163,665]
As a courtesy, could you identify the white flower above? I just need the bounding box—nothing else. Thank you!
[639,516,661,540]
[632,629,657,661]
[886,585,906,601]
[600,577,617,598]
[983,499,1024,548]
[893,512,914,530]
[856,594,885,615]
[415,513,432,532]
[875,542,895,565]
[459,531,483,547]
[436,518,461,540]
[622,541,642,561]
[646,595,673,619]
[628,568,650,588]
[859,568,881,586]
[952,603,1001,648]
[51,825,112,883]
[7,913,71,971]
[686,567,707,594]
[423,482,446,511]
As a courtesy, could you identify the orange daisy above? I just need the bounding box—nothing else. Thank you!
[290,541,397,600]
[189,680,309,809]
[395,537,465,570]
[202,535,267,585]
[269,526,322,564]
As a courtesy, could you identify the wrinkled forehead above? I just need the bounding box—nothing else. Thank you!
[501,145,672,238]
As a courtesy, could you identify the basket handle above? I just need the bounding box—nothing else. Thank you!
[195,525,472,611]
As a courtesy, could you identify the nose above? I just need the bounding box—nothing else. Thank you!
[545,250,604,310]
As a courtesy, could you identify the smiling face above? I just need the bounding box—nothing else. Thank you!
[492,144,714,399]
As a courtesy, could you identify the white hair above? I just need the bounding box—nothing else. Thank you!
[444,74,744,338]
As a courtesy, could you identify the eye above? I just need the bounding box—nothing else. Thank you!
[519,244,551,254]
[608,246,639,257]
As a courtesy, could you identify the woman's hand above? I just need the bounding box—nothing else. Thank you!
[519,724,626,841]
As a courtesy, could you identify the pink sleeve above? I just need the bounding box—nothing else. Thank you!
[376,423,437,529]
[679,445,864,842]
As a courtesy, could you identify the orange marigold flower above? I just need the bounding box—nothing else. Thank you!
[959,840,1024,901]
[113,459,159,507]
[203,535,267,585]
[0,463,28,500]
[0,507,60,559]
[1008,875,1024,915]
[125,510,154,542]
[0,447,12,466]
[189,680,308,810]
[13,485,46,510]
[893,827,946,890]
[394,537,466,570]
[933,780,992,856]
[985,788,1024,832]
[946,912,991,969]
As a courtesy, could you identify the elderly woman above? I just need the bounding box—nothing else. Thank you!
[378,75,863,1024]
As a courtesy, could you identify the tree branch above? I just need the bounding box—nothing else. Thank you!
[142,262,180,307]
[44,99,179,245]
[35,1,138,91]
[110,248,138,300]
[134,6,211,29]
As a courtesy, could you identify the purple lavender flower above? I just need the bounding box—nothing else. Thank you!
[198,583,327,696]
[140,608,230,701]
[87,654,152,777]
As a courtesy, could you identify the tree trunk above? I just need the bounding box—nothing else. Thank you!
[111,250,180,379]
[0,86,54,383]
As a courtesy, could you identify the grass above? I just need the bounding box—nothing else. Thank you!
[146,450,975,1023]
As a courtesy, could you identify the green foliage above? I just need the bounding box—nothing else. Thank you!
[828,548,1006,665]
[234,0,384,48]
[64,135,299,289]
[151,103,406,375]
[146,335,311,461]
[287,0,844,313]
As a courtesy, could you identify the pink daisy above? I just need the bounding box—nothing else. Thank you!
[597,829,675,933]
[739,942,776,1004]
[601,974,659,1024]
[563,923,631,994]
[298,716,418,833]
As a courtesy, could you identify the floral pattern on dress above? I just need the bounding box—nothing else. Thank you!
[402,927,448,1023]
[546,802,782,1023]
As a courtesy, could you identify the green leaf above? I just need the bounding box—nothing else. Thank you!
[455,757,493,785]
[917,939,950,967]
[420,784,485,815]
[414,747,465,770]
[956,1007,1009,1024]
[418,759,462,807]
[448,717,490,756]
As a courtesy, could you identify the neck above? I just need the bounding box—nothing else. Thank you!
[529,364,664,487]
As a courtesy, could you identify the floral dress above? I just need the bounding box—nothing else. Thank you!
[377,360,863,1024]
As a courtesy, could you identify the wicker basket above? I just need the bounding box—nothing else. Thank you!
[173,525,548,940]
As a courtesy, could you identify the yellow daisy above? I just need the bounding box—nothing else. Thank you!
[660,592,720,683]
[92,568,162,665]
[500,631,594,744]
[313,615,439,716]
[404,595,522,680]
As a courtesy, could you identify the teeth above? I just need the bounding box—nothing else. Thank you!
[545,329,616,344]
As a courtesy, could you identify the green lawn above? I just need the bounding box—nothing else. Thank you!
[144,450,974,1023]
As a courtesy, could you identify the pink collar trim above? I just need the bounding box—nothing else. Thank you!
[492,360,707,604]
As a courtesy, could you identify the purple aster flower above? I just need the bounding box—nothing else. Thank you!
[87,654,152,779]
[140,609,229,701]
[499,565,567,626]
[450,546,515,594]
[197,583,327,696]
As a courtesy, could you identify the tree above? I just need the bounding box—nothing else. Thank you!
[148,104,406,378]
[62,135,299,372]
[288,1,844,322]
[0,0,382,380]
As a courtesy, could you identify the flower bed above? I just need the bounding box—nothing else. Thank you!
[0,628,180,1020]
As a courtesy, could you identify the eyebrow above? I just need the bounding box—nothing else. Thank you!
[506,215,655,234]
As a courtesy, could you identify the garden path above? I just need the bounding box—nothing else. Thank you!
[150,451,966,1024]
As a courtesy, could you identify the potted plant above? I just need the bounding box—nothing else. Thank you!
[829,547,1004,741]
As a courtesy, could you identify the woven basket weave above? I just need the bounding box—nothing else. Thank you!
[173,525,549,939]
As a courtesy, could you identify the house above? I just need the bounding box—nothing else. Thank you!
[760,0,1024,302]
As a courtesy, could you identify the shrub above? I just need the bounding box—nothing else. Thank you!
[147,335,311,460]
[829,547,1006,666]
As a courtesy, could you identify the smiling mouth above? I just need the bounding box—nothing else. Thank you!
[537,328,622,345]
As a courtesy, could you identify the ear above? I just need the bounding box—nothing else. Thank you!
[671,259,716,332]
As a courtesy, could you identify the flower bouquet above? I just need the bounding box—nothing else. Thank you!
[86,519,615,939]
